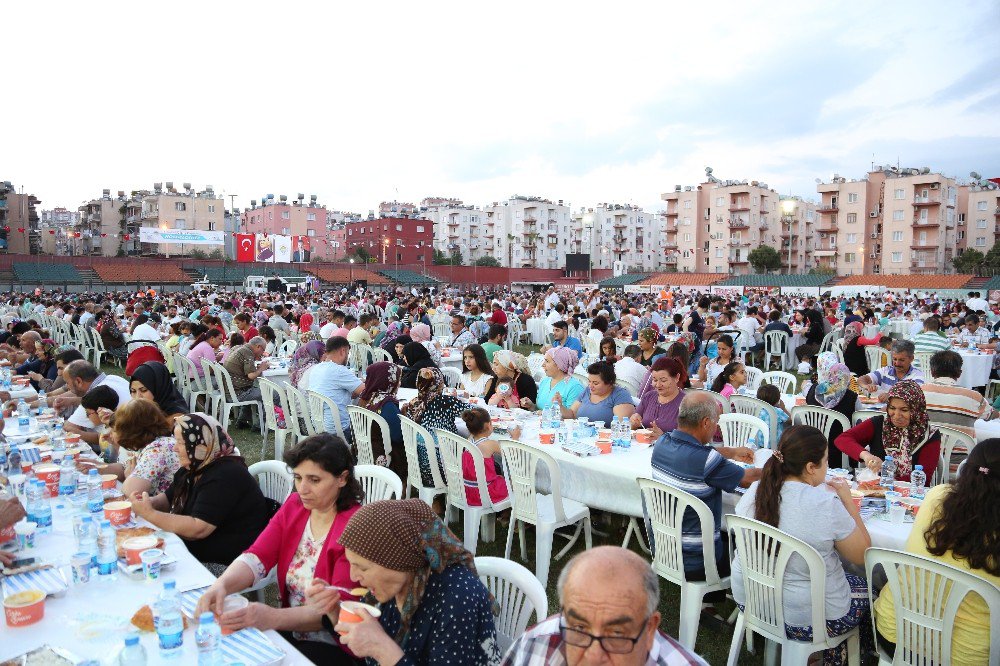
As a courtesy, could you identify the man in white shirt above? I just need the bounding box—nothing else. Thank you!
[614,344,648,388]
[544,289,560,312]
[309,337,364,436]
[956,314,993,347]
[57,360,131,450]
[544,302,566,327]
[966,292,989,312]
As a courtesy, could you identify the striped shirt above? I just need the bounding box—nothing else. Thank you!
[649,429,744,572]
[912,331,951,353]
[866,365,924,391]
[957,326,992,346]
[922,377,994,429]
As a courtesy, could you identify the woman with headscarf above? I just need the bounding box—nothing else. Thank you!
[637,327,666,367]
[130,361,189,421]
[378,317,405,352]
[305,499,500,666]
[409,323,442,366]
[130,412,269,571]
[806,352,858,463]
[485,349,537,409]
[400,341,438,389]
[18,337,58,389]
[95,309,129,361]
[840,320,883,377]
[358,362,406,481]
[290,340,325,390]
[520,346,583,412]
[402,367,468,487]
[388,334,412,366]
[835,380,941,483]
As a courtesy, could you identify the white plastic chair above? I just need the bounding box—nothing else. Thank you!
[435,429,511,556]
[933,425,975,486]
[865,547,1000,666]
[474,556,548,654]
[245,461,294,601]
[764,330,789,370]
[306,390,347,442]
[718,413,769,452]
[852,410,883,425]
[726,515,861,666]
[761,370,796,396]
[368,347,393,364]
[347,405,393,467]
[440,366,462,389]
[208,362,264,436]
[615,375,640,397]
[355,464,403,503]
[743,366,763,393]
[912,351,933,373]
[259,378,293,460]
[688,388,731,414]
[791,405,852,468]
[499,440,592,585]
[865,346,890,372]
[729,395,779,448]
[638,478,730,652]
[398,415,449,508]
[818,331,837,356]
[277,338,298,359]
[284,385,317,438]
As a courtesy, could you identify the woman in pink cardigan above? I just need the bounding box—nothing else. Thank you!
[186,327,224,377]
[196,433,364,665]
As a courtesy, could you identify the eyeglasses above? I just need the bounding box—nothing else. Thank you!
[559,617,648,654]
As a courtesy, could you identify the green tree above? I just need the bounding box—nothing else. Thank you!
[474,255,501,267]
[208,249,224,260]
[190,248,207,260]
[432,248,451,265]
[809,267,836,275]
[352,246,371,263]
[953,248,984,273]
[747,245,782,273]
[982,245,1000,269]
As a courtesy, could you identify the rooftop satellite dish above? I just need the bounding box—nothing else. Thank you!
[279,195,288,202]
[166,182,174,190]
[920,167,930,174]
[971,171,981,179]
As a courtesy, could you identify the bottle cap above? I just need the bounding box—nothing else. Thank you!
[88,468,98,476]
[164,579,176,590]
[125,635,139,646]
[914,465,923,471]
[199,612,215,625]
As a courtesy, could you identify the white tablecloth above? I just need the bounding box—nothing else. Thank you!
[785,331,804,369]
[974,418,1000,443]
[526,319,548,345]
[0,504,308,664]
[438,349,465,372]
[885,320,913,338]
[955,349,992,389]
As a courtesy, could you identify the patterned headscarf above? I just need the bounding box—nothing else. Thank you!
[883,380,933,478]
[298,330,321,344]
[289,340,325,387]
[170,412,239,513]
[492,350,530,375]
[360,362,401,414]
[36,338,57,359]
[545,346,579,376]
[338,499,480,642]
[253,311,268,329]
[410,323,432,343]
[401,367,445,422]
[843,321,863,344]
[638,327,658,344]
[815,352,850,409]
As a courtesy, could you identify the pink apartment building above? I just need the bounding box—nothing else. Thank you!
[240,195,337,260]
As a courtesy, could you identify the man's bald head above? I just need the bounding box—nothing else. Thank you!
[558,546,659,617]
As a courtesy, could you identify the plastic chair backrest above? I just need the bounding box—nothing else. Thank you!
[913,351,933,373]
[398,414,447,492]
[743,366,763,392]
[934,425,975,486]
[791,405,850,443]
[865,346,890,371]
[248,460,294,503]
[819,331,836,355]
[687,388,730,414]
[615,376,640,397]
[729,396,778,448]
[865,547,1000,666]
[727,515,832,649]
[305,390,346,441]
[475,556,548,653]
[355,464,403,503]
[764,330,789,356]
[718,413,769,451]
[259,378,288,434]
[638,478,723,587]
[499,440,569,524]
[441,366,462,389]
[761,371,796,396]
[347,405,392,466]
[284,386,316,437]
[369,347,392,364]
[852,410,883,425]
[436,428,499,512]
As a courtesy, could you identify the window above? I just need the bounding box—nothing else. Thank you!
[957,230,964,240]
[830,236,836,247]
[348,229,353,236]
[920,209,928,221]
[847,193,859,203]
[683,218,691,226]
[174,219,185,230]
[846,213,857,224]
[978,201,988,211]
[894,189,905,200]
[892,231,903,241]
[892,252,902,263]
[976,237,987,247]
[395,224,403,231]
[959,213,966,222]
[683,233,691,242]
[281,211,289,220]
[845,252,856,263]
[282,227,289,235]
[307,213,316,221]
[268,212,273,220]
[208,221,216,231]
[416,225,425,233]
[977,219,987,229]
[307,229,315,237]
[175,202,186,211]
[893,210,905,221]
[684,200,691,209]
[846,233,857,244]
[208,205,215,213]
[715,248,723,258]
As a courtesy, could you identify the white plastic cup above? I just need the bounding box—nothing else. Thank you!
[139,548,164,582]
[14,522,36,549]
[889,503,906,525]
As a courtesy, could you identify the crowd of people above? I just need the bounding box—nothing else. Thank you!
[0,283,997,664]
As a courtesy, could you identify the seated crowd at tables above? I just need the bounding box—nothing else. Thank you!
[0,285,998,665]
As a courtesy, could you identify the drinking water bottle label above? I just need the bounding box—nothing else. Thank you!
[158,626,183,651]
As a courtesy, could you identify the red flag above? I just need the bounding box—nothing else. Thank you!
[236,233,255,262]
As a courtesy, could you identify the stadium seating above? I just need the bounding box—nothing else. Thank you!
[197,266,304,284]
[598,274,649,287]
[714,274,832,287]
[835,274,975,290]
[92,261,190,283]
[640,273,729,286]
[305,267,392,286]
[375,269,440,285]
[12,263,83,284]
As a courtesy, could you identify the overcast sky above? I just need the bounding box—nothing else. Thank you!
[5,0,998,215]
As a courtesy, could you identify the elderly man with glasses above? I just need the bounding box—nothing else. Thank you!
[502,546,706,665]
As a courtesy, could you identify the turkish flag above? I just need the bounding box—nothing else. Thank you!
[236,233,255,262]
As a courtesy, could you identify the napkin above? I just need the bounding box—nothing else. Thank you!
[2,566,68,596]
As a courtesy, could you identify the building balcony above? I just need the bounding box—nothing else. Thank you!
[814,249,837,257]
[910,244,937,252]
[911,218,940,227]
[663,209,679,217]
[142,210,158,220]
[547,241,558,248]
[818,205,839,214]
[760,207,770,215]
[729,239,751,248]
[729,218,749,230]
[613,222,627,229]
[729,204,750,213]
[817,224,839,233]
[729,257,749,265]
[523,215,537,223]
[663,241,678,250]
[665,255,678,264]
[780,231,799,238]
[913,196,941,206]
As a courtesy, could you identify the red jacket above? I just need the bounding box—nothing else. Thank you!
[834,416,941,482]
[244,493,360,607]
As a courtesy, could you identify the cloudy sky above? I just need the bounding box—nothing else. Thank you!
[5,0,998,215]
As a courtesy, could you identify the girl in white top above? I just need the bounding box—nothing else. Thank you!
[459,343,495,398]
[732,425,872,665]
[696,333,736,388]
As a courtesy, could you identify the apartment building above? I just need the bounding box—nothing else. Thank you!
[958,178,1000,257]
[776,196,816,273]
[816,167,960,275]
[240,193,337,259]
[345,216,433,266]
[418,198,488,262]
[661,171,780,274]
[129,183,225,257]
[0,181,41,255]
[77,191,125,256]
[481,195,572,269]
[570,204,663,272]
[40,208,80,228]
[39,208,78,255]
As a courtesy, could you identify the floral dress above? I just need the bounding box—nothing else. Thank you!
[285,522,335,645]
[130,435,182,495]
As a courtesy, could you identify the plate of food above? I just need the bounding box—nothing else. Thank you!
[0,645,80,666]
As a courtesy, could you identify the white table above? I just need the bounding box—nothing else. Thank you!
[437,349,464,372]
[785,331,804,369]
[885,320,913,338]
[526,318,548,345]
[974,417,1000,443]
[0,504,308,664]
[955,349,992,389]
[7,385,39,401]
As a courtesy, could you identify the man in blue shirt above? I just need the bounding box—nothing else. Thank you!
[308,336,364,438]
[648,392,760,615]
[859,339,924,401]
[541,320,582,357]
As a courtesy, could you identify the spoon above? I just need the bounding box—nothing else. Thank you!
[325,585,369,597]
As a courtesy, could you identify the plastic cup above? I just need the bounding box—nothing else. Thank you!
[33,463,60,498]
[3,589,45,627]
[140,548,164,582]
[100,474,118,490]
[14,522,36,549]
[103,501,132,526]
[338,601,381,624]
[70,552,92,584]
[123,536,159,566]
[889,503,906,525]
[850,490,863,511]
[7,474,26,498]
[538,430,554,445]
[219,594,249,635]
[597,441,612,454]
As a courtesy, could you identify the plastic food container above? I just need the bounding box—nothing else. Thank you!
[100,474,118,490]
[338,601,381,624]
[123,536,159,566]
[104,501,133,526]
[4,589,45,627]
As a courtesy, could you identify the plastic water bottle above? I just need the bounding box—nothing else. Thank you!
[86,469,104,514]
[195,612,222,665]
[36,390,46,416]
[155,580,184,658]
[16,399,30,433]
[76,516,98,566]
[33,480,52,532]
[1,366,10,389]
[24,478,40,524]
[58,455,77,496]
[118,631,148,665]
[0,443,6,471]
[6,443,19,477]
[96,519,117,580]
[879,455,896,490]
[909,465,926,500]
[547,402,561,428]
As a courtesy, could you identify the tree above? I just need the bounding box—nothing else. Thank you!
[747,245,782,273]
[449,248,463,266]
[809,267,836,275]
[474,255,500,267]
[208,249,224,260]
[953,248,984,273]
[432,248,452,265]
[352,246,371,263]
[190,248,207,260]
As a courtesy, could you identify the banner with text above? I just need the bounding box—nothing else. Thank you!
[139,228,224,246]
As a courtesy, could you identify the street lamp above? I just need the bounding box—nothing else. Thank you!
[780,199,796,274]
[349,257,354,286]
[582,212,596,282]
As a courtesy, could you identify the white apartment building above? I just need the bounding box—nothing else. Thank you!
[957,177,1000,257]
[481,195,572,269]
[776,197,817,274]
[661,171,781,274]
[816,167,960,275]
[130,183,225,257]
[570,204,663,273]
[418,198,488,262]
[77,191,128,256]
